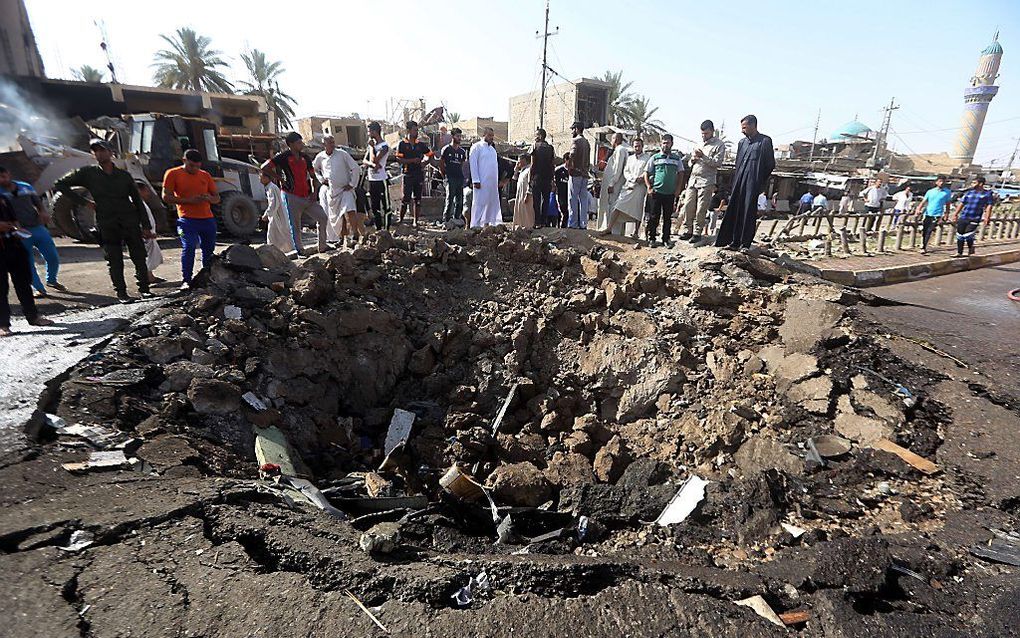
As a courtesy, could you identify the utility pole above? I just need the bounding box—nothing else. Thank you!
[809,108,821,163]
[95,20,119,84]
[870,97,899,169]
[536,0,558,130]
[999,136,1020,188]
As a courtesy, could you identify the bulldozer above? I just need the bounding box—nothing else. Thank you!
[19,113,266,242]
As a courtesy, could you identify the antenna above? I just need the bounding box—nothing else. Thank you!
[536,0,559,130]
[95,20,119,84]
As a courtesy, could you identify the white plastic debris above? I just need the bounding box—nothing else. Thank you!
[242,392,268,412]
[781,523,807,539]
[655,475,708,526]
[59,530,95,552]
[451,571,491,607]
[382,408,416,458]
[735,595,785,627]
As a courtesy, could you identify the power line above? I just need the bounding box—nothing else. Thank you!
[894,115,1020,134]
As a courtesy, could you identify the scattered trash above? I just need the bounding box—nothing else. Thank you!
[779,610,810,626]
[223,304,243,320]
[655,475,708,526]
[59,423,125,449]
[44,413,68,430]
[489,382,520,435]
[259,462,281,477]
[734,595,785,628]
[58,530,95,552]
[871,439,939,475]
[451,571,491,607]
[810,434,852,458]
[890,563,927,583]
[254,426,306,477]
[781,522,807,539]
[495,515,515,544]
[279,476,347,520]
[804,438,825,466]
[242,392,268,412]
[858,366,917,408]
[61,450,131,473]
[359,522,402,555]
[381,408,416,460]
[577,515,590,542]
[344,589,389,634]
[439,464,485,502]
[970,528,1020,566]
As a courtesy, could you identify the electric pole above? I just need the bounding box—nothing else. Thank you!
[536,0,558,130]
[1000,136,1020,187]
[95,20,119,84]
[870,97,899,168]
[809,108,821,163]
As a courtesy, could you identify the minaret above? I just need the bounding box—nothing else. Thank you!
[951,32,1004,165]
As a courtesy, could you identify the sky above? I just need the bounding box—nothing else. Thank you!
[26,0,1020,165]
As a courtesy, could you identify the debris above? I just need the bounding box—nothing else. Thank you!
[335,495,428,515]
[254,426,305,477]
[44,413,67,430]
[858,366,917,408]
[489,381,520,434]
[58,530,95,552]
[382,408,416,458]
[59,423,124,449]
[344,589,389,634]
[241,391,268,412]
[439,464,485,502]
[359,522,402,555]
[655,475,708,526]
[61,450,130,473]
[279,476,348,520]
[451,571,491,607]
[223,304,243,320]
[779,610,810,626]
[870,439,939,475]
[970,528,1020,566]
[734,595,785,628]
[781,522,807,538]
[810,434,852,458]
[890,563,927,583]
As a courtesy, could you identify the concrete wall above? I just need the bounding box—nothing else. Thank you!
[452,117,508,142]
[296,116,367,148]
[509,79,610,155]
[0,0,44,77]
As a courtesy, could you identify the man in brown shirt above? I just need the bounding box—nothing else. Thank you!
[567,121,591,228]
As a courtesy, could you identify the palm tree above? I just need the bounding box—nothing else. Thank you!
[72,65,105,83]
[238,49,297,130]
[446,111,461,124]
[625,95,666,139]
[152,27,233,93]
[599,70,636,127]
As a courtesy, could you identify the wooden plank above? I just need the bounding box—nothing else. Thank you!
[871,439,939,475]
[779,610,811,625]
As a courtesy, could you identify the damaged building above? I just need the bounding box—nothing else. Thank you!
[509,77,610,154]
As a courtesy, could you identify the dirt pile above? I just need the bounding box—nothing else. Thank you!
[24,227,1020,636]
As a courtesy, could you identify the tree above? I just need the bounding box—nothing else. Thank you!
[72,65,105,83]
[238,49,297,130]
[625,95,666,139]
[152,27,233,93]
[599,70,636,127]
[446,111,461,125]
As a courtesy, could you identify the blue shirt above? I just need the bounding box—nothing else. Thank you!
[959,188,994,220]
[0,180,43,227]
[922,187,952,217]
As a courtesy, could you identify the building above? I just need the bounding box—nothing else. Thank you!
[296,115,367,149]
[8,77,273,134]
[451,116,508,142]
[0,0,44,77]
[951,32,1004,165]
[508,78,611,153]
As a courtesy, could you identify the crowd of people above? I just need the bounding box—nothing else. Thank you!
[0,115,1002,337]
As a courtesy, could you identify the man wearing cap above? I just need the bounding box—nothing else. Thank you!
[162,149,220,288]
[53,139,155,302]
[567,121,591,229]
[262,132,329,256]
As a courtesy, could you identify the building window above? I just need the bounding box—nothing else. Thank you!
[222,115,243,127]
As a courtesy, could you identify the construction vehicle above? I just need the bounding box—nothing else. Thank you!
[20,113,267,242]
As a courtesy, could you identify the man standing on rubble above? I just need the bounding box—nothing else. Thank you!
[644,134,684,247]
[395,121,433,227]
[604,138,652,237]
[567,121,591,228]
[439,127,467,226]
[53,139,156,302]
[469,126,502,227]
[530,128,555,228]
[364,121,391,230]
[678,120,726,244]
[714,115,775,250]
[596,132,628,231]
[263,132,329,256]
[162,150,220,289]
[313,135,361,246]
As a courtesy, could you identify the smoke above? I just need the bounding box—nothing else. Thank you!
[0,77,82,151]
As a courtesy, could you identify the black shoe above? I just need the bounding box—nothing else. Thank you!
[664,241,675,249]
[648,239,660,248]
[117,291,134,304]
[968,246,975,255]
[689,235,702,244]
[48,282,67,292]
[955,252,964,258]
[678,232,693,241]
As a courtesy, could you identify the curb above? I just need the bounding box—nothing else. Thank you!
[778,246,1020,287]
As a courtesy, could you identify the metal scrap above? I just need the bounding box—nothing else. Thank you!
[655,475,708,526]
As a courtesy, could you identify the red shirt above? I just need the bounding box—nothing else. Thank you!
[287,154,311,198]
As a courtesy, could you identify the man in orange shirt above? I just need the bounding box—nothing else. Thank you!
[162,150,220,289]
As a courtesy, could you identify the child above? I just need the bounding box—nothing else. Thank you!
[135,181,164,285]
[261,171,296,255]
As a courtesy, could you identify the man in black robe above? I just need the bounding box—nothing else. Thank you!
[715,115,775,249]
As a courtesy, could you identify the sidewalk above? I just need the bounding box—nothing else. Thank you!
[780,238,1020,287]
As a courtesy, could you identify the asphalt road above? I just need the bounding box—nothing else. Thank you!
[861,263,1020,390]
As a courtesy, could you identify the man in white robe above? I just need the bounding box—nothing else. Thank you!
[261,172,295,255]
[313,136,359,243]
[596,133,628,231]
[603,138,652,237]
[469,127,502,227]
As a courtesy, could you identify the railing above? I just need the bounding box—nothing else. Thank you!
[759,202,1020,257]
